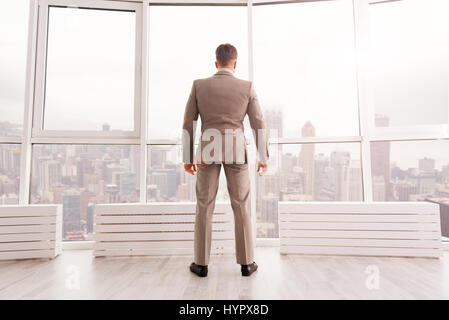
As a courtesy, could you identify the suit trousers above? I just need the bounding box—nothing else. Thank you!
[194,163,254,265]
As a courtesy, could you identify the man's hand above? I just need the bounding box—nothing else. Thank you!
[184,163,197,175]
[257,161,268,176]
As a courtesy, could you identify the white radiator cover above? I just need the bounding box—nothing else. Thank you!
[278,202,443,258]
[93,202,235,257]
[0,205,62,260]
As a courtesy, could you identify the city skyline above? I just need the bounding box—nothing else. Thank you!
[2,111,449,239]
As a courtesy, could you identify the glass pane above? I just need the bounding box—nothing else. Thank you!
[257,142,363,238]
[0,144,21,204]
[148,5,249,140]
[43,7,136,131]
[371,140,449,202]
[31,145,140,240]
[0,0,29,137]
[253,0,359,138]
[369,0,449,127]
[147,145,229,202]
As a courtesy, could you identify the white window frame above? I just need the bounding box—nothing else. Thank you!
[145,1,256,240]
[250,0,370,202]
[32,0,143,139]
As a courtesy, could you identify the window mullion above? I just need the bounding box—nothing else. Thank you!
[352,0,373,202]
[19,0,40,205]
[139,1,150,203]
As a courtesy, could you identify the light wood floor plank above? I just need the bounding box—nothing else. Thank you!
[0,247,448,299]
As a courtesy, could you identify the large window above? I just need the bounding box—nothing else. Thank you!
[257,142,363,237]
[0,0,29,137]
[31,144,140,240]
[366,0,449,240]
[367,0,449,228]
[33,2,140,136]
[368,0,449,130]
[253,0,359,138]
[253,0,361,238]
[147,5,248,141]
[0,0,28,206]
[1,0,448,243]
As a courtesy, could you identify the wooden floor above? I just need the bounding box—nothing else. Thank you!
[0,247,448,300]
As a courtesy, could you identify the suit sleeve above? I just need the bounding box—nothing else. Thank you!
[247,82,269,162]
[182,81,199,164]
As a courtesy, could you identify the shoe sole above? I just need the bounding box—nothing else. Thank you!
[190,267,208,277]
[241,267,258,277]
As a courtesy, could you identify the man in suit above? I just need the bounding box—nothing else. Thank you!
[182,43,269,277]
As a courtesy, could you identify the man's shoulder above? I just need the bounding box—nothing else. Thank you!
[233,76,252,86]
[191,77,210,88]
[232,77,253,94]
[194,75,252,88]
[192,77,209,85]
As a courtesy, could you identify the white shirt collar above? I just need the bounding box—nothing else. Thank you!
[217,67,235,74]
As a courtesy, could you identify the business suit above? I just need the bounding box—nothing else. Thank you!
[182,69,268,265]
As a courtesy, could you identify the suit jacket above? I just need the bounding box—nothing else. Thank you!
[182,70,269,164]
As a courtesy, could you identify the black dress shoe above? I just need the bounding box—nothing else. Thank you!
[241,262,258,276]
[190,262,208,277]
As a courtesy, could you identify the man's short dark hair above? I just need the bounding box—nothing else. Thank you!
[215,43,238,66]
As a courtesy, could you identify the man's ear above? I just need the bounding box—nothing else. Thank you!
[233,60,237,69]
[215,61,219,69]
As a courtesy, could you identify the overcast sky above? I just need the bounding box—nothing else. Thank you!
[369,0,449,127]
[1,0,448,170]
[0,0,28,126]
[44,7,136,131]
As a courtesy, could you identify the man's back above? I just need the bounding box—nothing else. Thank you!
[194,70,252,133]
[182,69,268,164]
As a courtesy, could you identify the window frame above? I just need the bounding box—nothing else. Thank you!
[32,0,143,139]
[363,0,449,141]
[146,1,249,143]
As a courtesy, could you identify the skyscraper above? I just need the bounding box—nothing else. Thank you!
[394,180,418,201]
[299,122,315,197]
[39,160,62,199]
[331,150,351,201]
[313,153,329,200]
[348,160,363,201]
[372,175,386,201]
[264,109,283,138]
[255,109,284,238]
[150,169,177,200]
[419,157,436,173]
[259,196,279,238]
[119,172,137,196]
[62,189,82,238]
[442,164,449,184]
[76,158,84,188]
[370,114,391,199]
[105,184,119,202]
[86,203,95,234]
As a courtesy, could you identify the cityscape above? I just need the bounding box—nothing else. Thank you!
[1,115,449,239]
[255,110,363,237]
[255,112,449,237]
